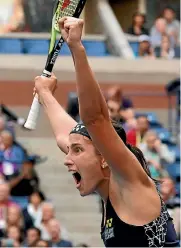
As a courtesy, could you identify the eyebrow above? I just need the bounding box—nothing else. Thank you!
[67,143,81,149]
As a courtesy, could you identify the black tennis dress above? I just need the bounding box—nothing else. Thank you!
[101,192,179,247]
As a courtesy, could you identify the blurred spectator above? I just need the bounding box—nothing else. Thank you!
[1,238,18,247]
[127,115,149,146]
[0,182,17,237]
[22,227,41,247]
[127,12,149,36]
[6,225,22,246]
[23,190,45,231]
[6,205,24,232]
[160,177,180,236]
[0,130,26,178]
[35,239,49,247]
[0,116,15,139]
[35,202,69,242]
[139,130,175,178]
[9,160,39,209]
[121,108,137,132]
[23,0,54,32]
[107,100,121,121]
[150,17,175,48]
[35,202,55,241]
[0,0,24,33]
[23,190,45,229]
[159,34,175,59]
[138,35,155,59]
[162,7,180,44]
[106,86,133,110]
[139,130,175,164]
[48,219,73,247]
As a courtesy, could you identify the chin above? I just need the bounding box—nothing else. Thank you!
[79,186,95,197]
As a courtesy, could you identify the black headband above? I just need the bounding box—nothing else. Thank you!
[70,123,91,140]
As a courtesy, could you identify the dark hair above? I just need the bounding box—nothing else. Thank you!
[29,190,46,203]
[136,115,149,124]
[111,120,152,178]
[27,227,41,237]
[132,12,146,25]
[163,6,175,13]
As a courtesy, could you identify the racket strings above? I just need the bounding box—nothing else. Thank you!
[54,0,80,31]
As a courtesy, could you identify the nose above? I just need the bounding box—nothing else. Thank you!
[64,153,74,167]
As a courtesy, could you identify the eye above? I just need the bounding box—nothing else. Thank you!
[74,147,82,153]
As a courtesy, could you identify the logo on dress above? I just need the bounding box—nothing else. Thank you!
[104,218,115,241]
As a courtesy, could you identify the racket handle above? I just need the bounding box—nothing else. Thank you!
[24,95,41,130]
[24,70,51,130]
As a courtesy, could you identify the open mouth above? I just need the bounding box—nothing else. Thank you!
[72,172,81,188]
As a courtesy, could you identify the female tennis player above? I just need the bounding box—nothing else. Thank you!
[34,17,179,247]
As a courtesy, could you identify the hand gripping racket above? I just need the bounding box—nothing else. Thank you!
[24,0,87,130]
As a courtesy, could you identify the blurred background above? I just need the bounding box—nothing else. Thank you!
[0,0,180,247]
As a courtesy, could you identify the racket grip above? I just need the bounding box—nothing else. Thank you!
[24,95,41,130]
[24,70,51,130]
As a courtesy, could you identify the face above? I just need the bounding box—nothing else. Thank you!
[0,183,9,201]
[140,41,150,52]
[7,226,20,241]
[42,205,54,222]
[120,108,135,121]
[134,15,144,26]
[0,132,13,150]
[30,192,42,206]
[107,100,120,120]
[48,219,60,239]
[161,36,170,50]
[160,178,175,201]
[27,229,40,246]
[163,9,175,22]
[7,206,20,225]
[65,134,106,196]
[155,18,166,33]
[145,134,157,150]
[137,117,149,133]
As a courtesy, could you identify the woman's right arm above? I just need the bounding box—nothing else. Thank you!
[35,75,77,154]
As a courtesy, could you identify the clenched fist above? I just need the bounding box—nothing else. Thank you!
[34,74,57,103]
[59,17,84,48]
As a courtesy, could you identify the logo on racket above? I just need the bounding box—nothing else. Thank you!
[62,0,71,10]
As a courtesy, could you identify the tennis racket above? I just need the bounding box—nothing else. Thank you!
[24,0,87,130]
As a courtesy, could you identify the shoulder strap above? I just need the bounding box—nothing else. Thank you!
[101,199,105,230]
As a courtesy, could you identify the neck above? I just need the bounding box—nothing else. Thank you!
[167,19,173,24]
[52,236,60,243]
[134,24,142,28]
[95,177,109,202]
[42,220,49,225]
[32,204,39,210]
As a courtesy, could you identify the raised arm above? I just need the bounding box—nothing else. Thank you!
[59,17,150,184]
[34,75,77,154]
